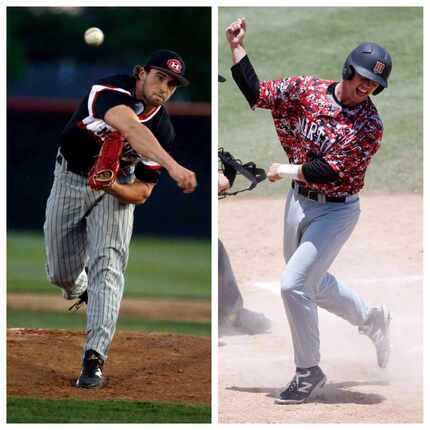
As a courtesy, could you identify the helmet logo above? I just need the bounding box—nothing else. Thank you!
[373,61,385,75]
[167,59,183,74]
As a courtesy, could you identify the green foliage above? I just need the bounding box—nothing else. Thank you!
[7,397,211,423]
[7,308,210,336]
[7,231,211,300]
[219,7,422,194]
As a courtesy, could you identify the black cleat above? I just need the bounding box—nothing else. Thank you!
[76,349,104,389]
[275,366,327,404]
[68,290,88,312]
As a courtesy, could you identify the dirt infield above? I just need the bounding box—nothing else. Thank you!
[219,193,422,423]
[7,328,210,405]
[7,294,210,323]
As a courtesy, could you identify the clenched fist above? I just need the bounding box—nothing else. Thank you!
[225,17,247,48]
[169,164,197,194]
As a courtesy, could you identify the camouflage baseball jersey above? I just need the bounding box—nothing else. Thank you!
[256,76,383,196]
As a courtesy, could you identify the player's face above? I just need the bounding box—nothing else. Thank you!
[343,72,380,105]
[138,69,178,107]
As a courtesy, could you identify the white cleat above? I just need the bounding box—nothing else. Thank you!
[359,305,391,368]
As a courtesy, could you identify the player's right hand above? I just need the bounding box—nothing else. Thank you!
[169,164,197,193]
[267,163,283,182]
[225,17,247,47]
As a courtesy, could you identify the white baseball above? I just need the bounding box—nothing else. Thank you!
[84,27,104,46]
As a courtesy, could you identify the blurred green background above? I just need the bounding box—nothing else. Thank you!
[219,7,422,195]
[8,6,211,101]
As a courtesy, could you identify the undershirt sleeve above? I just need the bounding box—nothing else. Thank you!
[231,55,260,108]
[134,163,161,183]
[302,158,340,184]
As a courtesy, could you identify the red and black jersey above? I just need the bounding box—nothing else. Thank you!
[256,76,383,196]
[60,74,175,182]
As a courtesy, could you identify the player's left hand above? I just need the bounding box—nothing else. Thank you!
[267,163,283,182]
[88,131,124,190]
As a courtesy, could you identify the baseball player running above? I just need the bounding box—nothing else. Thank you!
[44,49,196,389]
[226,18,392,404]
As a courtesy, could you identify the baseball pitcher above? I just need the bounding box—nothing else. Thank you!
[44,49,196,389]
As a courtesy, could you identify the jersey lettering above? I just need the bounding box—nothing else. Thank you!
[296,117,334,153]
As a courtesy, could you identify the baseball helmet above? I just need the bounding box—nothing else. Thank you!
[342,42,392,95]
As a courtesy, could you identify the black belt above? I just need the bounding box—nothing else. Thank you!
[292,181,347,203]
[57,154,88,177]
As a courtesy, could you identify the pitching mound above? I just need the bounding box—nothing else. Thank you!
[8,328,210,405]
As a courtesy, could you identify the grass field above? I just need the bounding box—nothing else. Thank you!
[7,397,211,423]
[219,7,422,194]
[7,308,210,336]
[7,231,211,299]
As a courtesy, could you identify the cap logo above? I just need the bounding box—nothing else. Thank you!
[167,59,183,74]
[373,61,385,74]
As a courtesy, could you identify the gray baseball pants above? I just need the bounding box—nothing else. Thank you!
[44,153,134,360]
[281,188,369,368]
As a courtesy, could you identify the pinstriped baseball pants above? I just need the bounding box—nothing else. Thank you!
[43,153,134,360]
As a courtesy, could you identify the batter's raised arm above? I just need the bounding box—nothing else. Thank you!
[226,18,260,109]
[105,105,197,193]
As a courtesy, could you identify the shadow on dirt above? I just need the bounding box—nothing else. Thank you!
[226,380,389,405]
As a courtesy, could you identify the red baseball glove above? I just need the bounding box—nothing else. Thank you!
[88,131,124,190]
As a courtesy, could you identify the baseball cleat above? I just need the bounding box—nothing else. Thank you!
[275,366,327,404]
[68,290,88,312]
[76,349,104,389]
[359,305,391,368]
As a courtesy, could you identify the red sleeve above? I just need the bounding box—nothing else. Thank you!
[255,75,307,110]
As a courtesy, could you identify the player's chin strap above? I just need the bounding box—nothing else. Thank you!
[218,148,266,199]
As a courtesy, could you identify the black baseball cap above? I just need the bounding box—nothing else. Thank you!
[144,49,189,87]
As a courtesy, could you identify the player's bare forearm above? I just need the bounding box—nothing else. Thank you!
[105,105,178,171]
[231,46,247,65]
[104,105,197,193]
[107,180,155,205]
